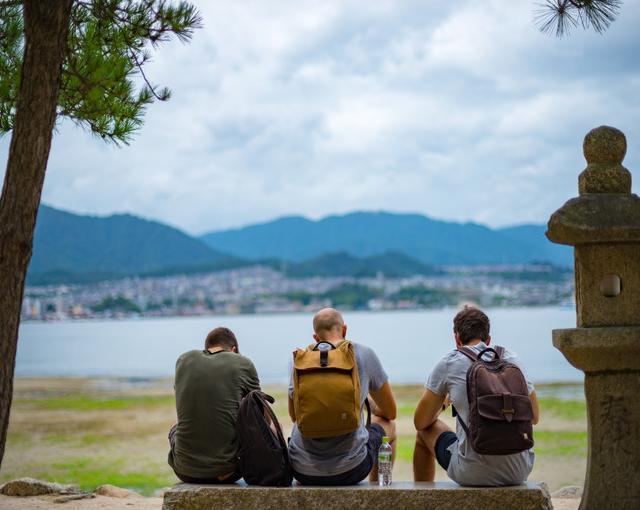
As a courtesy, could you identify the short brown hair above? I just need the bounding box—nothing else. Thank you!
[205,327,239,352]
[453,306,490,345]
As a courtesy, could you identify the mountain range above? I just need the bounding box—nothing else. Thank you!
[26,205,571,285]
[200,212,571,266]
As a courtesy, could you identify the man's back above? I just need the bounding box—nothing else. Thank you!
[427,342,535,486]
[169,349,260,479]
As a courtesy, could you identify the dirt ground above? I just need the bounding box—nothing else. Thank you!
[0,495,163,509]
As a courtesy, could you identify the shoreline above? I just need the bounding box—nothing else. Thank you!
[19,304,576,324]
[11,377,586,403]
[12,376,585,387]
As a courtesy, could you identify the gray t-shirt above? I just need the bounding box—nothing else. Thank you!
[426,342,535,486]
[288,342,388,476]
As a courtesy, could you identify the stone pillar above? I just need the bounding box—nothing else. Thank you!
[547,126,640,510]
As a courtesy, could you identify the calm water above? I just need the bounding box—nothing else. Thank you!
[16,307,581,384]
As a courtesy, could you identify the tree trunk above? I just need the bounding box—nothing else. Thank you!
[0,0,72,468]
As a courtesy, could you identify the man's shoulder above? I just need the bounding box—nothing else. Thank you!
[176,349,203,362]
[234,352,257,369]
[430,349,471,377]
[497,345,520,361]
[438,349,461,365]
[350,341,378,361]
[176,350,255,366]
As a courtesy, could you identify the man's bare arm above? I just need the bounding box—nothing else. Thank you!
[288,395,296,423]
[369,381,397,421]
[530,390,540,425]
[414,389,446,430]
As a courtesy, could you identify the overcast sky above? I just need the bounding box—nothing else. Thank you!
[1,0,639,235]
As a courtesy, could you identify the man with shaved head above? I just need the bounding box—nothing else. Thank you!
[312,307,344,338]
[288,308,397,485]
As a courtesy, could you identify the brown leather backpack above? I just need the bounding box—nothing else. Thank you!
[454,346,534,455]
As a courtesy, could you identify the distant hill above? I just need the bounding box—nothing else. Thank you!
[27,206,572,286]
[28,205,243,284]
[277,251,442,278]
[201,212,572,267]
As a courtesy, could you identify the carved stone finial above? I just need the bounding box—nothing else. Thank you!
[579,125,631,194]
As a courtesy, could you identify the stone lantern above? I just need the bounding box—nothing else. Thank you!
[547,126,640,510]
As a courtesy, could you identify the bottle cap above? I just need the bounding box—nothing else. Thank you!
[382,436,390,443]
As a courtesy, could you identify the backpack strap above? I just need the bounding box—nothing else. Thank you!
[451,405,471,438]
[457,347,479,362]
[311,341,336,368]
[364,397,371,429]
[460,346,503,363]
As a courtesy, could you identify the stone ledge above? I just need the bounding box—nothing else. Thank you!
[553,326,640,371]
[162,481,552,510]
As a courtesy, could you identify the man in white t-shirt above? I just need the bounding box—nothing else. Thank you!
[413,306,540,486]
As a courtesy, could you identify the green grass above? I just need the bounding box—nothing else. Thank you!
[534,430,588,456]
[395,436,417,462]
[20,394,174,411]
[397,402,417,418]
[394,430,587,460]
[41,457,174,496]
[41,432,115,446]
[539,398,587,421]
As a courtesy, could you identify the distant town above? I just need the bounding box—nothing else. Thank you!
[22,263,574,321]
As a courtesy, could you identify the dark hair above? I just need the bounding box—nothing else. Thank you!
[205,327,239,352]
[453,306,490,345]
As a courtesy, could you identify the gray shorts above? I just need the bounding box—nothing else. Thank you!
[293,423,385,486]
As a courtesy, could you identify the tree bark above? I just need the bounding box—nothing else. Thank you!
[0,0,72,468]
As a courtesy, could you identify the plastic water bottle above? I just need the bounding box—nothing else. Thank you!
[378,435,392,486]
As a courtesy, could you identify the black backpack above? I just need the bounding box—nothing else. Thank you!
[453,346,534,455]
[236,390,293,486]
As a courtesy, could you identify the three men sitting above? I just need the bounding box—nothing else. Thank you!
[168,306,538,487]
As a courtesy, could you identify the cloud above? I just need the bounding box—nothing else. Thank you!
[0,0,638,234]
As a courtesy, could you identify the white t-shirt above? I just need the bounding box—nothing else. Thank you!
[426,342,535,486]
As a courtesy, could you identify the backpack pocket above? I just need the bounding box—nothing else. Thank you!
[477,394,533,422]
[474,394,534,454]
[295,367,359,437]
[293,342,361,438]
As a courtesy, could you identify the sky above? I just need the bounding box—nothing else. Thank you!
[1,0,639,235]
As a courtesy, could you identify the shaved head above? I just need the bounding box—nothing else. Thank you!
[313,308,344,336]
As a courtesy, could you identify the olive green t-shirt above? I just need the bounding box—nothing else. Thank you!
[168,349,260,479]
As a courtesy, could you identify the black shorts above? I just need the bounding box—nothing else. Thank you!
[293,423,386,486]
[435,431,458,470]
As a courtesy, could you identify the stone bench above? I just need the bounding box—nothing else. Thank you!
[162,481,552,510]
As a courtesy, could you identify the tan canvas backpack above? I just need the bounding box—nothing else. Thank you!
[292,340,363,438]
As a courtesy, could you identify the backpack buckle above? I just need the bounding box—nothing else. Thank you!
[502,393,515,422]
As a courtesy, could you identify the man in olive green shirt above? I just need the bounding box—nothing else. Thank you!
[168,327,260,483]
